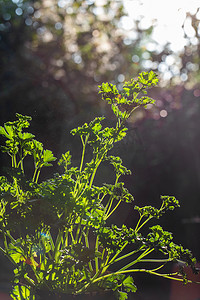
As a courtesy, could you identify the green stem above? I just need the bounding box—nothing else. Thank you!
[18,146,25,173]
[135,216,152,233]
[64,230,68,247]
[102,250,112,272]
[134,215,143,232]
[89,159,102,189]
[104,241,129,269]
[89,160,101,188]
[73,135,89,197]
[83,231,93,273]
[114,247,144,263]
[24,273,36,287]
[3,230,9,253]
[5,230,17,244]
[35,168,41,183]
[0,246,6,255]
[13,154,17,168]
[105,198,122,220]
[1,230,19,267]
[47,231,55,252]
[89,140,113,189]
[149,264,166,272]
[75,219,82,243]
[104,176,119,218]
[11,155,14,168]
[70,230,75,243]
[76,266,104,294]
[32,167,38,182]
[140,258,172,263]
[104,196,114,217]
[17,158,25,173]
[119,248,154,272]
[54,230,64,263]
[95,236,99,272]
[75,185,89,203]
[80,135,89,173]
[90,268,192,285]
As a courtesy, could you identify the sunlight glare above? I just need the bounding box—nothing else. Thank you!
[123,0,200,51]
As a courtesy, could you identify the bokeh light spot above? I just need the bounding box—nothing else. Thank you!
[132,55,139,63]
[58,0,67,8]
[180,73,188,81]
[27,6,34,14]
[15,8,23,16]
[55,22,63,30]
[66,7,73,14]
[34,11,41,19]
[92,30,100,37]
[119,16,134,30]
[3,13,11,21]
[160,110,168,118]
[72,53,82,64]
[118,74,125,82]
[194,89,200,97]
[25,18,32,26]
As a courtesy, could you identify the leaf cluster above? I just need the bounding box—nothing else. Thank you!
[135,196,180,219]
[99,71,158,121]
[97,225,143,252]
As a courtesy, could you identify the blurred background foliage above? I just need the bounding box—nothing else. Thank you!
[0,0,200,293]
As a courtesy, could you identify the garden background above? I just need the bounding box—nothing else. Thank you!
[0,0,200,299]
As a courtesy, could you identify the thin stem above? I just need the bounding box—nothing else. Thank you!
[104,176,120,218]
[119,248,154,272]
[3,229,9,253]
[149,264,166,272]
[17,157,25,173]
[79,135,89,173]
[47,231,55,252]
[114,247,144,263]
[106,241,129,266]
[5,230,17,244]
[134,215,143,232]
[11,155,14,168]
[24,273,36,287]
[105,198,122,220]
[90,266,199,286]
[70,230,75,243]
[1,230,19,267]
[95,236,99,272]
[64,230,68,248]
[18,145,25,173]
[136,216,152,233]
[76,265,104,294]
[83,231,93,273]
[0,246,6,255]
[13,154,17,168]
[100,243,129,276]
[32,167,38,182]
[140,258,172,263]
[73,134,89,197]
[54,230,64,263]
[88,158,102,189]
[35,168,41,183]
[104,196,114,217]
[75,220,82,243]
[75,185,89,203]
